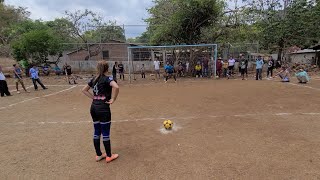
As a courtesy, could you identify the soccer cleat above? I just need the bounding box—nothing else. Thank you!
[96,153,106,162]
[106,154,119,163]
[17,91,21,94]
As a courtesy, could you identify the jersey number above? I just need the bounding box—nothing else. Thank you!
[93,84,99,94]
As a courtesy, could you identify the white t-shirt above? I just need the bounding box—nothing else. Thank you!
[228,59,235,66]
[0,72,5,80]
[154,60,160,70]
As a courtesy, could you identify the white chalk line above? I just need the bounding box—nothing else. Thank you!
[6,112,320,126]
[1,86,78,110]
[8,97,40,107]
[11,85,33,93]
[42,85,76,97]
[288,83,320,91]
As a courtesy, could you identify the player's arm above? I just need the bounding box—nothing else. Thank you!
[13,69,21,79]
[82,85,94,99]
[106,81,119,104]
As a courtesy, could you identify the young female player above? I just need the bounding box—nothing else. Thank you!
[82,61,120,163]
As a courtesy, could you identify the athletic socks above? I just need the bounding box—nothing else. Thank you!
[93,139,102,156]
[103,140,112,157]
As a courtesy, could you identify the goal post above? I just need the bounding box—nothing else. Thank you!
[127,44,218,83]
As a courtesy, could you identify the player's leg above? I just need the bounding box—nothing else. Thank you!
[15,79,19,92]
[20,80,27,92]
[98,107,118,162]
[165,72,169,82]
[71,75,77,84]
[90,104,105,161]
[0,80,4,97]
[36,78,47,89]
[32,79,38,90]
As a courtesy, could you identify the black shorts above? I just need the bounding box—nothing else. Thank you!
[119,70,124,74]
[228,66,234,71]
[240,68,245,75]
[66,70,72,75]
[90,101,111,122]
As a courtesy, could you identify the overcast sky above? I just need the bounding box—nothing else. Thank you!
[5,0,155,38]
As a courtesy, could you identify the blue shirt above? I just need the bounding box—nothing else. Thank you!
[295,71,310,81]
[29,67,39,79]
[14,67,22,78]
[165,65,174,72]
[255,59,264,69]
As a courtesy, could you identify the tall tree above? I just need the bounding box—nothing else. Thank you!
[64,9,125,60]
[146,0,225,45]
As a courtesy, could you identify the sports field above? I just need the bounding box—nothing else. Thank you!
[1,75,320,179]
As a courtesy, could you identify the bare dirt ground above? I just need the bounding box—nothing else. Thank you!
[1,73,320,180]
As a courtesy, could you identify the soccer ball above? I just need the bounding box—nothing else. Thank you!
[163,120,173,130]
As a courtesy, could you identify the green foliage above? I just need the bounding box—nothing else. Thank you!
[146,0,224,44]
[11,23,63,64]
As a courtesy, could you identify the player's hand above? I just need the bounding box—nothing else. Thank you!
[106,99,115,104]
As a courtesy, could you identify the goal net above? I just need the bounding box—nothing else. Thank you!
[127,44,218,83]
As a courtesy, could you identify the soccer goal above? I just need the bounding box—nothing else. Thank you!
[127,44,218,83]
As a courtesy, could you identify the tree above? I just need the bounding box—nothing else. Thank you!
[0,3,29,56]
[146,0,225,45]
[64,9,125,60]
[12,28,63,65]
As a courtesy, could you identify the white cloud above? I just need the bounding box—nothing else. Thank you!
[5,0,154,38]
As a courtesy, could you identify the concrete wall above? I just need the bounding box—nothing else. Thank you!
[288,53,316,64]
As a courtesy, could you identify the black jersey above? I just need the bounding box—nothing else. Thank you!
[118,64,124,72]
[88,75,114,101]
[65,65,72,75]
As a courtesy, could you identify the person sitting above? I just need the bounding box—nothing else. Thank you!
[276,66,290,82]
[54,65,62,76]
[295,68,310,84]
[43,64,50,76]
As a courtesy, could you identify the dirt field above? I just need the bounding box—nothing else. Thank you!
[1,74,320,180]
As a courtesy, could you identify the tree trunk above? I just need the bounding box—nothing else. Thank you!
[277,39,284,62]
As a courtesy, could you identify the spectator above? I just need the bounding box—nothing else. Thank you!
[54,65,62,76]
[29,64,48,91]
[13,64,29,93]
[276,66,290,82]
[222,60,228,78]
[255,56,264,80]
[295,68,310,84]
[118,61,124,80]
[195,62,202,78]
[154,57,161,79]
[228,56,236,77]
[141,64,146,79]
[0,65,11,97]
[216,58,223,78]
[112,62,118,82]
[267,56,275,78]
[203,56,209,77]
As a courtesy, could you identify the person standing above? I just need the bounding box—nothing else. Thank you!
[203,57,209,77]
[153,57,161,79]
[112,62,118,82]
[63,63,77,84]
[255,56,264,80]
[118,62,124,80]
[239,59,247,80]
[82,61,119,163]
[228,56,236,77]
[0,65,11,97]
[267,56,275,78]
[216,58,223,78]
[13,64,29,94]
[29,64,47,91]
[141,64,146,79]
